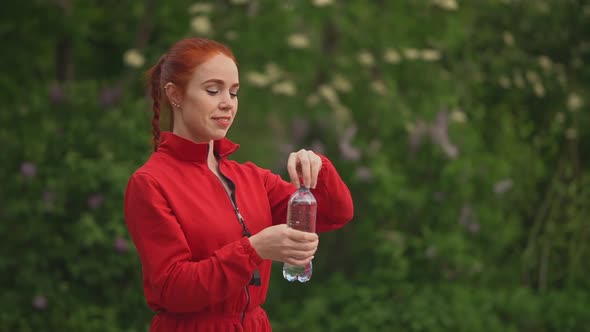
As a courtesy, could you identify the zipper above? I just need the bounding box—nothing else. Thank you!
[212,160,252,325]
[241,285,251,324]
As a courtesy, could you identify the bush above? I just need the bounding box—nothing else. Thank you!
[1,1,588,331]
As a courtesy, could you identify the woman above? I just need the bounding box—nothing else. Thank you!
[124,37,354,331]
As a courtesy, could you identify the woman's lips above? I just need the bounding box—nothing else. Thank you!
[212,117,231,128]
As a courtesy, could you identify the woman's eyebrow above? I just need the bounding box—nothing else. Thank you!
[202,78,240,87]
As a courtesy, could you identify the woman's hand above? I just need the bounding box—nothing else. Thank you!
[287,149,322,189]
[248,224,318,266]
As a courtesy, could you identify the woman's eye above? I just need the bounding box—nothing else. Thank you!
[206,90,219,95]
[230,92,239,98]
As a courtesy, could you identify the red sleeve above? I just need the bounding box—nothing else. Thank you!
[261,154,354,232]
[124,172,263,313]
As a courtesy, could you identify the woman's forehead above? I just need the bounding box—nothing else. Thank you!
[193,54,239,84]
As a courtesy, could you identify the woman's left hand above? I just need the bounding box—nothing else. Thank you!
[287,149,322,189]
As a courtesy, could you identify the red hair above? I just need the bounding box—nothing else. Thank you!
[146,38,237,151]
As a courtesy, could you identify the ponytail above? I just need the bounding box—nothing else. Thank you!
[147,56,165,152]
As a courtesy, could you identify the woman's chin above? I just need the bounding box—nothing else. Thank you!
[211,129,230,140]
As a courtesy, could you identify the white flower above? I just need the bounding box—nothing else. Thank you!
[433,0,458,11]
[265,63,283,81]
[526,70,540,84]
[332,104,352,126]
[533,83,545,97]
[538,56,552,71]
[225,31,238,41]
[306,94,320,106]
[567,93,583,111]
[123,49,145,68]
[450,110,467,123]
[191,16,212,35]
[420,49,441,62]
[503,31,514,46]
[332,74,352,92]
[357,50,375,67]
[287,33,310,49]
[513,71,525,88]
[189,3,214,14]
[312,0,333,7]
[499,76,511,88]
[493,179,513,195]
[565,128,577,140]
[272,81,297,96]
[319,85,339,105]
[555,112,565,123]
[403,48,420,60]
[245,72,270,87]
[371,80,387,95]
[383,48,401,64]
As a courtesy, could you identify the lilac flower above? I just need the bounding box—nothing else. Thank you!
[494,179,513,195]
[337,125,361,161]
[467,222,480,234]
[87,194,104,210]
[279,143,295,156]
[355,166,373,182]
[458,203,480,234]
[408,120,428,153]
[425,246,437,259]
[291,118,309,142]
[342,125,357,142]
[458,203,474,226]
[113,236,129,254]
[433,192,445,202]
[49,82,65,104]
[32,295,47,310]
[339,141,361,161]
[98,86,122,108]
[42,191,56,204]
[310,140,326,155]
[368,139,382,153]
[429,111,459,159]
[20,162,37,178]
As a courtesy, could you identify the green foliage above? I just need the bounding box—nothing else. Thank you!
[1,0,589,331]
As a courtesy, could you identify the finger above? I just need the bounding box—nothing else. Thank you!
[292,247,318,259]
[310,154,321,189]
[288,241,318,254]
[298,150,311,188]
[286,255,314,267]
[287,228,318,242]
[297,241,318,252]
[287,152,299,188]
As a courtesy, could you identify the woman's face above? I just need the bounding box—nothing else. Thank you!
[173,54,239,143]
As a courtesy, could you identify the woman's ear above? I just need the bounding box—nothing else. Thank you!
[164,82,182,108]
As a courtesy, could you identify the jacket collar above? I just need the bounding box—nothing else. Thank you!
[156,132,240,163]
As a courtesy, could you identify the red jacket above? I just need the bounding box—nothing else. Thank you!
[124,132,354,331]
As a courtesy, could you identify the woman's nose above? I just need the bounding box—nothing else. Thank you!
[219,95,234,110]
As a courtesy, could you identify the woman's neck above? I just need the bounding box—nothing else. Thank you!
[207,140,218,169]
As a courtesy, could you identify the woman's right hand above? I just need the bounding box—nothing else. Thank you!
[248,224,318,266]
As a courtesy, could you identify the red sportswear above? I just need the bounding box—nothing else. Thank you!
[124,132,354,331]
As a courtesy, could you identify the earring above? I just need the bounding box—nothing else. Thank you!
[171,101,180,108]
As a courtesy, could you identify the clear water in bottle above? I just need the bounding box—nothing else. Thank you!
[283,187,317,282]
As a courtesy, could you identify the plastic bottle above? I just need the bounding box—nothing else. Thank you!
[282,187,317,282]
